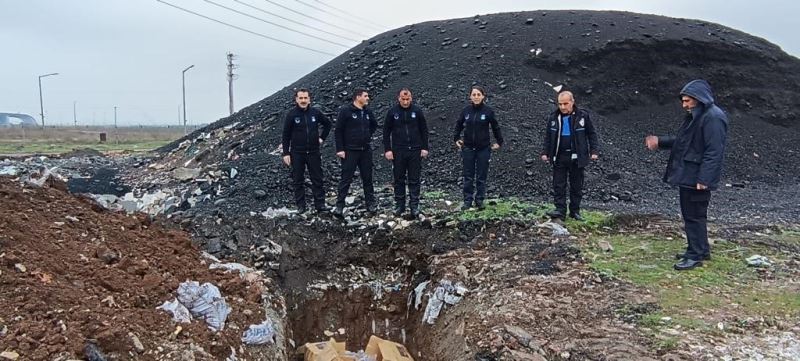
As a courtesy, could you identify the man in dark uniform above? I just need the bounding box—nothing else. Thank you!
[281,88,332,214]
[333,88,378,217]
[646,79,728,271]
[541,91,600,221]
[383,88,430,218]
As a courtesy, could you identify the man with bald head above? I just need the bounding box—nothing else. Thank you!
[541,90,600,221]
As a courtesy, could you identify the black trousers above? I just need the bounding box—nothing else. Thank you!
[679,188,711,261]
[336,149,375,207]
[392,149,422,209]
[552,152,585,214]
[462,147,490,205]
[290,151,325,209]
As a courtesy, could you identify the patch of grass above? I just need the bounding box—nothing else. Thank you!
[585,232,800,335]
[774,229,800,246]
[564,210,613,231]
[456,198,550,221]
[0,140,169,154]
[422,190,446,199]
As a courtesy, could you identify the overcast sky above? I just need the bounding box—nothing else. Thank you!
[2,0,797,126]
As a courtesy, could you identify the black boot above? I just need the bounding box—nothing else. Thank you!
[673,258,703,271]
[393,203,405,217]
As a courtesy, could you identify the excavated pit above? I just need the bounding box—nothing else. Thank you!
[273,219,449,360]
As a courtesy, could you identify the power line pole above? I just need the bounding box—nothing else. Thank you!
[114,106,118,144]
[182,64,195,135]
[227,53,237,115]
[73,101,77,127]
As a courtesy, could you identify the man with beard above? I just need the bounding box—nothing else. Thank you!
[281,88,332,214]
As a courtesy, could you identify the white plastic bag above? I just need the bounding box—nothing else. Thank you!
[156,299,193,323]
[241,320,276,345]
[176,281,231,332]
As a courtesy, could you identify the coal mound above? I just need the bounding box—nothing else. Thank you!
[155,10,800,223]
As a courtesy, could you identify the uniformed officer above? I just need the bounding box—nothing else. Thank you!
[333,88,378,217]
[281,88,332,214]
[383,88,430,217]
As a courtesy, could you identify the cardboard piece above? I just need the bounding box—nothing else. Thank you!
[302,335,412,361]
[301,339,339,361]
[365,335,414,361]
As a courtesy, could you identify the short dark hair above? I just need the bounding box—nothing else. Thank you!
[352,88,368,101]
[294,88,311,98]
[470,85,486,97]
[397,87,412,96]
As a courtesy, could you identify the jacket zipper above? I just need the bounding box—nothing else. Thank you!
[305,111,311,152]
[555,114,562,156]
[404,108,411,150]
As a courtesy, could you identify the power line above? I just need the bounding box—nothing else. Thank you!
[311,0,384,30]
[156,0,336,56]
[263,0,367,38]
[231,0,358,43]
[294,0,381,32]
[202,0,349,48]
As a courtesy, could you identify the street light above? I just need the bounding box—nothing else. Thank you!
[182,65,195,135]
[38,72,59,130]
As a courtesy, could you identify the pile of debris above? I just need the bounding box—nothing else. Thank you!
[0,177,286,360]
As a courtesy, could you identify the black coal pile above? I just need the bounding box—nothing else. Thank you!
[142,10,800,228]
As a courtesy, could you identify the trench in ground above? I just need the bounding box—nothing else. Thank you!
[273,220,471,361]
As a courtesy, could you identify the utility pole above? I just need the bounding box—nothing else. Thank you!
[182,64,195,135]
[73,101,77,127]
[38,72,59,131]
[226,53,237,115]
[114,106,118,144]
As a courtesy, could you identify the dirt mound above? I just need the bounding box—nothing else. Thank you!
[129,10,800,230]
[0,177,272,360]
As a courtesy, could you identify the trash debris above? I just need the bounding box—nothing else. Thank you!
[261,207,295,219]
[745,254,772,267]
[157,299,193,323]
[422,279,467,324]
[0,351,20,361]
[0,165,18,176]
[300,338,341,361]
[23,166,64,188]
[597,240,614,252]
[210,261,254,275]
[537,221,570,236]
[242,319,276,345]
[84,342,108,361]
[410,280,430,311]
[365,335,414,361]
[175,281,231,331]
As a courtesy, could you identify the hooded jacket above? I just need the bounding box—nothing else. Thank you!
[541,106,600,167]
[281,105,331,155]
[452,102,503,150]
[335,102,378,152]
[382,103,429,152]
[658,79,728,190]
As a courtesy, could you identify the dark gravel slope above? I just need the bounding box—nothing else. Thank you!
[151,10,800,222]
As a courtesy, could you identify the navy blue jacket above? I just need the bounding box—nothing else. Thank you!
[281,105,332,155]
[452,103,503,149]
[382,103,430,152]
[541,106,600,168]
[335,103,378,152]
[658,79,728,190]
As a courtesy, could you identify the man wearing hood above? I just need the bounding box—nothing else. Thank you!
[646,79,729,271]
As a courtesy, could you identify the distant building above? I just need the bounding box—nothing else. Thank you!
[0,113,38,127]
